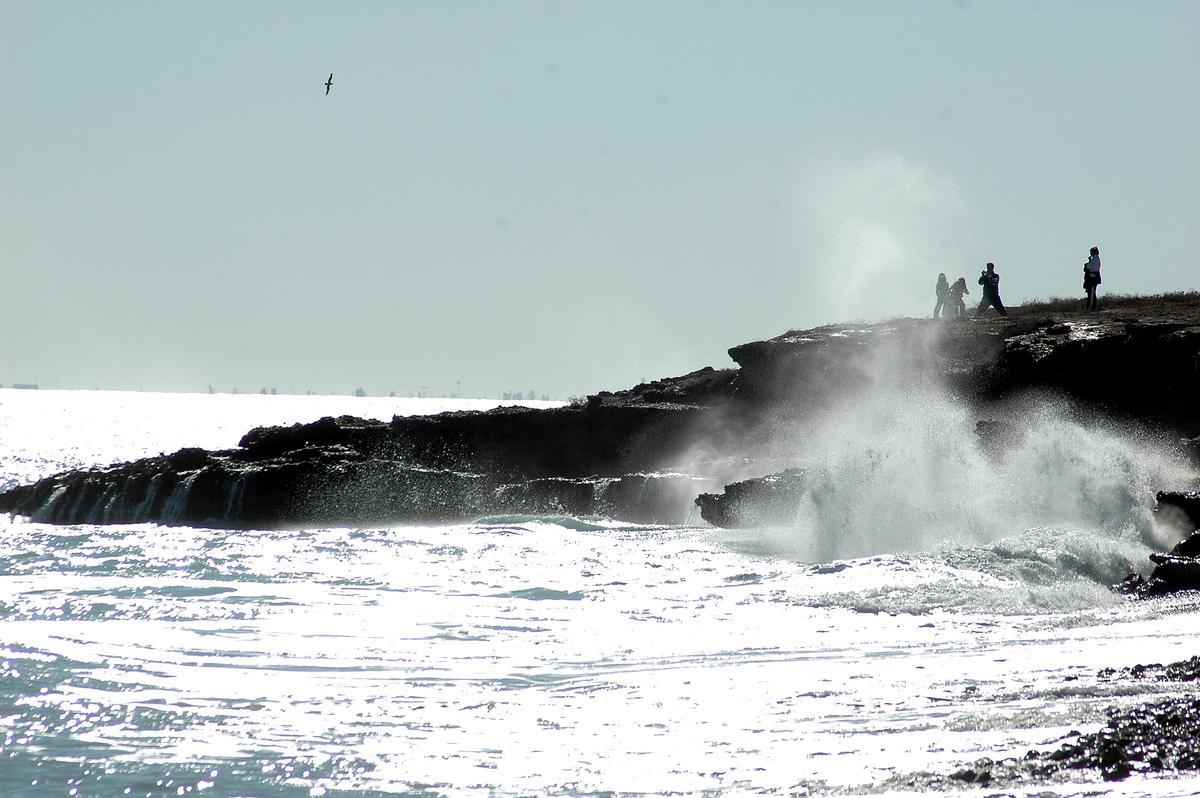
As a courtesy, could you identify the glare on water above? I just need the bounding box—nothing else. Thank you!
[1,389,1199,797]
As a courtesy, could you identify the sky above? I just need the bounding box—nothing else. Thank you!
[2,1,1197,398]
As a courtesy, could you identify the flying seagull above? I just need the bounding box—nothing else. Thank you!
[324,73,333,95]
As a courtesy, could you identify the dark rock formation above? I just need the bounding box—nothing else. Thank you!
[3,294,1198,529]
[0,408,720,528]
[885,655,1200,790]
[724,301,1200,431]
[1130,553,1200,597]
[1099,655,1200,683]
[694,469,806,527]
[1119,492,1200,597]
[1171,530,1200,558]
[999,696,1200,782]
[1027,655,1200,780]
[1156,490,1200,532]
[897,698,1200,788]
[494,472,715,524]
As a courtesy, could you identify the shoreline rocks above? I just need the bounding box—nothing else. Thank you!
[1119,492,1200,597]
[883,654,1200,790]
[957,696,1200,784]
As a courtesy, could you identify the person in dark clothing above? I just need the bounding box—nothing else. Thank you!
[948,277,969,318]
[934,273,950,319]
[976,262,1008,317]
[1083,245,1102,312]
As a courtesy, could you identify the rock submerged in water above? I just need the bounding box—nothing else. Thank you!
[1004,695,1200,782]
[1098,654,1200,683]
[1020,658,1200,780]
[884,656,1200,790]
[901,697,1200,787]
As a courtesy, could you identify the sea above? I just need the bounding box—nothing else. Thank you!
[2,387,1200,798]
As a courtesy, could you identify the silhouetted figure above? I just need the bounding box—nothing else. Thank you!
[1084,245,1102,312]
[976,262,1008,317]
[325,73,334,95]
[933,273,950,319]
[948,277,969,319]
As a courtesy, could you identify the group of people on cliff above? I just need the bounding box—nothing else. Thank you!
[933,245,1102,320]
[933,273,971,319]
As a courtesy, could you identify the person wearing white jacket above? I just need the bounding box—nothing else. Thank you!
[1084,245,1102,312]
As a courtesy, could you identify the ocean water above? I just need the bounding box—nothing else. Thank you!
[2,388,1200,797]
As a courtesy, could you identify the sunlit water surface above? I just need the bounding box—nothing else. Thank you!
[2,389,1199,797]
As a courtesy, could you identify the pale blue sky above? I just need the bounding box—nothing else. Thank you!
[2,1,1197,396]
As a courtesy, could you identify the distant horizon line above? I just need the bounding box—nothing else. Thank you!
[0,384,568,402]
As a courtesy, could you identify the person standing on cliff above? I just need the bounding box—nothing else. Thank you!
[976,262,1008,317]
[1084,245,1102,312]
[934,273,950,319]
[948,277,969,318]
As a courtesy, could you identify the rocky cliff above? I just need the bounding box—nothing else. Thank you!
[3,293,1198,534]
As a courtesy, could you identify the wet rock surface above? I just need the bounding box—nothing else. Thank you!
[1120,493,1200,597]
[1098,655,1200,683]
[1156,490,1200,532]
[932,697,1200,785]
[1026,696,1200,780]
[882,656,1200,790]
[0,415,716,528]
[3,294,1198,529]
[724,296,1200,431]
[694,469,806,528]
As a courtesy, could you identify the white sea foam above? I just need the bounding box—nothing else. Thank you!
[762,386,1196,563]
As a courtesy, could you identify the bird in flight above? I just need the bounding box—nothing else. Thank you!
[324,73,334,95]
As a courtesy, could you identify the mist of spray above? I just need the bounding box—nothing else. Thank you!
[788,387,1191,561]
[708,322,1196,567]
[795,151,969,323]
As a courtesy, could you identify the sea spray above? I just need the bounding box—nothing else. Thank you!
[684,313,1196,564]
[749,385,1194,564]
[796,151,969,323]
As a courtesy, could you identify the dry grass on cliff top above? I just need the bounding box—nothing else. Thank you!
[779,292,1199,340]
[1009,290,1200,319]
